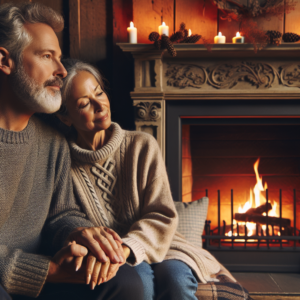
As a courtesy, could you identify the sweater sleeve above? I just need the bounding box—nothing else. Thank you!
[0,247,50,297]
[122,134,178,266]
[42,138,94,254]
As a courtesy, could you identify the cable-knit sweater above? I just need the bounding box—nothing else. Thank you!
[69,122,221,284]
[0,116,93,297]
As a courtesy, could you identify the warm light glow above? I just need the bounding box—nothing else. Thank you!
[188,29,192,36]
[218,32,222,37]
[162,21,166,26]
[130,21,134,28]
[236,32,240,37]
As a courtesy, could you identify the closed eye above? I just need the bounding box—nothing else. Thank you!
[78,101,89,109]
[97,92,104,97]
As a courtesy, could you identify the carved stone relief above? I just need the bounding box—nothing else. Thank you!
[165,62,300,89]
[166,64,207,88]
[279,64,300,88]
[133,100,165,160]
[208,62,278,89]
[135,102,161,121]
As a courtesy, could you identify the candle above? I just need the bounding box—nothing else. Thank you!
[232,32,245,43]
[158,22,169,36]
[214,32,226,44]
[127,22,137,43]
[188,29,192,37]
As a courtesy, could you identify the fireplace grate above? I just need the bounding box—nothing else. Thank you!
[203,189,300,251]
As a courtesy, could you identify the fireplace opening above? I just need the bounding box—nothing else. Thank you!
[166,100,300,271]
[182,119,300,250]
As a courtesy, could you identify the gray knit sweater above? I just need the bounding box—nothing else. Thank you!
[0,116,93,297]
[70,122,221,284]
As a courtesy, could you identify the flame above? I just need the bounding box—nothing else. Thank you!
[234,158,279,239]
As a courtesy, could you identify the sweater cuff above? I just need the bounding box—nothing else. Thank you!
[122,236,146,266]
[6,252,50,297]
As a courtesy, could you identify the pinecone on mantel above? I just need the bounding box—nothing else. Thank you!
[148,21,202,57]
[161,34,176,57]
[266,30,282,45]
[149,31,160,42]
[282,32,300,43]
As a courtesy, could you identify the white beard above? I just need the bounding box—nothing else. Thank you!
[9,62,62,114]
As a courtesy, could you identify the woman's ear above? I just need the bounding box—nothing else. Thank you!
[56,113,73,127]
[0,48,14,75]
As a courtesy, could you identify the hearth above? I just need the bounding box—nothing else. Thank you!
[117,43,300,272]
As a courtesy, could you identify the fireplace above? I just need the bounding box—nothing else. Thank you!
[117,43,300,272]
[167,100,300,271]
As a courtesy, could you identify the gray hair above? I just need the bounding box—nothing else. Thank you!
[58,59,106,116]
[0,2,64,64]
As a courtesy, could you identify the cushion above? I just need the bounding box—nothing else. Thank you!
[196,273,250,300]
[174,197,209,248]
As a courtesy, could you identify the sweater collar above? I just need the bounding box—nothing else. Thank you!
[68,122,124,163]
[0,117,35,144]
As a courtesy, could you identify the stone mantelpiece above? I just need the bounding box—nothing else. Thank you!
[117,43,300,159]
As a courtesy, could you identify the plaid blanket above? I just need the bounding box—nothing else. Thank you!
[196,273,250,300]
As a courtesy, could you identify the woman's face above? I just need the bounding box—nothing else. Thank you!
[64,71,111,133]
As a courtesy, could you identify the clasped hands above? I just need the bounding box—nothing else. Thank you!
[47,226,131,290]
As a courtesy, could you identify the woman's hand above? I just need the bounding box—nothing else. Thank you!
[65,226,124,264]
[85,242,132,290]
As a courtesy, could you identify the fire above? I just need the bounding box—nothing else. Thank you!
[253,158,267,208]
[225,158,280,239]
[244,158,278,213]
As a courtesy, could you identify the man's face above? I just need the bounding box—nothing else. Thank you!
[10,22,67,114]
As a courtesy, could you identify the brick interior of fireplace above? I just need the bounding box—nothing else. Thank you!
[182,121,300,235]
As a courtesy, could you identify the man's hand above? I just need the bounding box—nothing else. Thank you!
[46,241,89,283]
[65,226,124,264]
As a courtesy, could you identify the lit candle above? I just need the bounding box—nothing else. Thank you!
[188,29,192,37]
[232,32,245,43]
[214,32,226,44]
[127,22,137,43]
[158,21,169,36]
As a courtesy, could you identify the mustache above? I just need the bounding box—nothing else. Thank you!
[44,77,63,89]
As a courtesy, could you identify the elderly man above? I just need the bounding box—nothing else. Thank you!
[0,3,143,300]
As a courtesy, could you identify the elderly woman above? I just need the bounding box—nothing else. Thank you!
[56,59,221,300]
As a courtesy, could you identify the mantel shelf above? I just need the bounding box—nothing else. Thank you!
[117,43,300,58]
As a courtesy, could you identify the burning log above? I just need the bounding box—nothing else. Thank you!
[245,202,272,215]
[234,213,290,227]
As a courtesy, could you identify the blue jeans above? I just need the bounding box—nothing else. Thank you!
[12,264,143,300]
[0,284,11,300]
[135,260,198,300]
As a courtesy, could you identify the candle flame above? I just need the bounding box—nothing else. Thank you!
[236,32,240,37]
[218,32,222,37]
[130,21,134,28]
[162,21,166,26]
[188,29,192,36]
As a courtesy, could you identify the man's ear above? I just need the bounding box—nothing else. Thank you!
[0,47,14,75]
[56,113,73,127]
